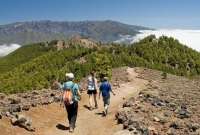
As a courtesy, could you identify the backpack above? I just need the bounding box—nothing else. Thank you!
[63,83,75,105]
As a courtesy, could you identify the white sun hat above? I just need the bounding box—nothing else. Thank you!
[65,73,74,79]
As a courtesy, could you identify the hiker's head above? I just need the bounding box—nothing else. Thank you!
[103,76,108,82]
[90,71,95,76]
[66,73,74,81]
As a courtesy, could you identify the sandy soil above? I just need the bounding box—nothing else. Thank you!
[0,67,148,135]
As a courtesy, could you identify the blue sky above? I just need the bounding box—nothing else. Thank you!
[0,0,200,28]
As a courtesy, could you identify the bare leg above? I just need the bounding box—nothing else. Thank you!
[94,94,98,108]
[89,94,93,109]
[104,104,108,115]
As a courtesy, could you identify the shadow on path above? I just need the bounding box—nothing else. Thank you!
[95,112,106,117]
[83,105,91,111]
[56,123,69,130]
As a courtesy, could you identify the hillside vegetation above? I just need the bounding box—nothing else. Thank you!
[0,42,55,73]
[1,35,200,94]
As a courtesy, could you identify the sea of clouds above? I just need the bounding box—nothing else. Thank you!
[115,29,200,52]
[0,44,21,57]
[0,29,200,56]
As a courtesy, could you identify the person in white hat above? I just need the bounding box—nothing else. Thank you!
[55,73,81,133]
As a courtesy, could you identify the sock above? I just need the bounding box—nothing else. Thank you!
[105,105,108,114]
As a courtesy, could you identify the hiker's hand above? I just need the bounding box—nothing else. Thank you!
[60,102,64,108]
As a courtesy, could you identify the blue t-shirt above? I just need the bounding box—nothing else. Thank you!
[99,81,112,97]
[59,81,80,101]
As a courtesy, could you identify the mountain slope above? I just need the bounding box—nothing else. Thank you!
[0,42,54,73]
[0,20,149,44]
[1,36,200,93]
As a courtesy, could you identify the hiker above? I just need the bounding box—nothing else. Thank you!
[87,71,98,110]
[55,73,81,133]
[99,76,115,116]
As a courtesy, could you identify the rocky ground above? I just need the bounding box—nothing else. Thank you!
[0,89,62,131]
[0,67,129,133]
[115,68,200,135]
[1,67,200,135]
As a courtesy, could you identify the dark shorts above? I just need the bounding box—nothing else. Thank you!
[103,96,110,106]
[87,90,97,95]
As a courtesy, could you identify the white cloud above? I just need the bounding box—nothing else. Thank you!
[115,29,200,52]
[0,44,21,57]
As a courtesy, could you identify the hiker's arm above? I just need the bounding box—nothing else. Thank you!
[59,91,64,107]
[99,84,101,99]
[99,91,101,99]
[110,85,116,96]
[111,90,116,96]
[56,82,64,106]
[95,78,98,91]
[77,89,81,100]
[77,89,81,96]
[75,84,81,100]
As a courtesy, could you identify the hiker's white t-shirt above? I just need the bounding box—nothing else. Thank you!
[87,76,97,91]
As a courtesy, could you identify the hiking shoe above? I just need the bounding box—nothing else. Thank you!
[94,105,98,109]
[69,127,74,133]
[105,109,108,116]
[89,107,93,111]
[102,111,106,117]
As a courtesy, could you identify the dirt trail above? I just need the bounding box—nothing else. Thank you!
[0,67,148,135]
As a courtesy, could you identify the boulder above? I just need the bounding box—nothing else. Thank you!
[187,123,200,132]
[31,91,39,95]
[9,104,21,113]
[168,102,177,111]
[116,108,132,124]
[139,127,149,135]
[151,98,166,107]
[48,97,54,104]
[123,98,135,108]
[148,126,158,135]
[11,117,18,124]
[17,114,28,123]
[195,129,200,135]
[163,111,172,117]
[0,93,6,100]
[169,120,184,129]
[11,114,35,132]
[127,118,141,130]
[5,111,12,117]
[50,93,56,97]
[8,97,21,104]
[0,100,6,106]
[175,106,192,119]
[22,104,31,111]
[167,128,176,135]
[153,113,168,124]
[31,102,37,107]
[113,130,133,135]
[41,98,50,105]
[41,97,54,105]
[22,94,31,99]
[54,95,61,102]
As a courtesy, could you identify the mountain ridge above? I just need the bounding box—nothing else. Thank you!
[0,20,151,45]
